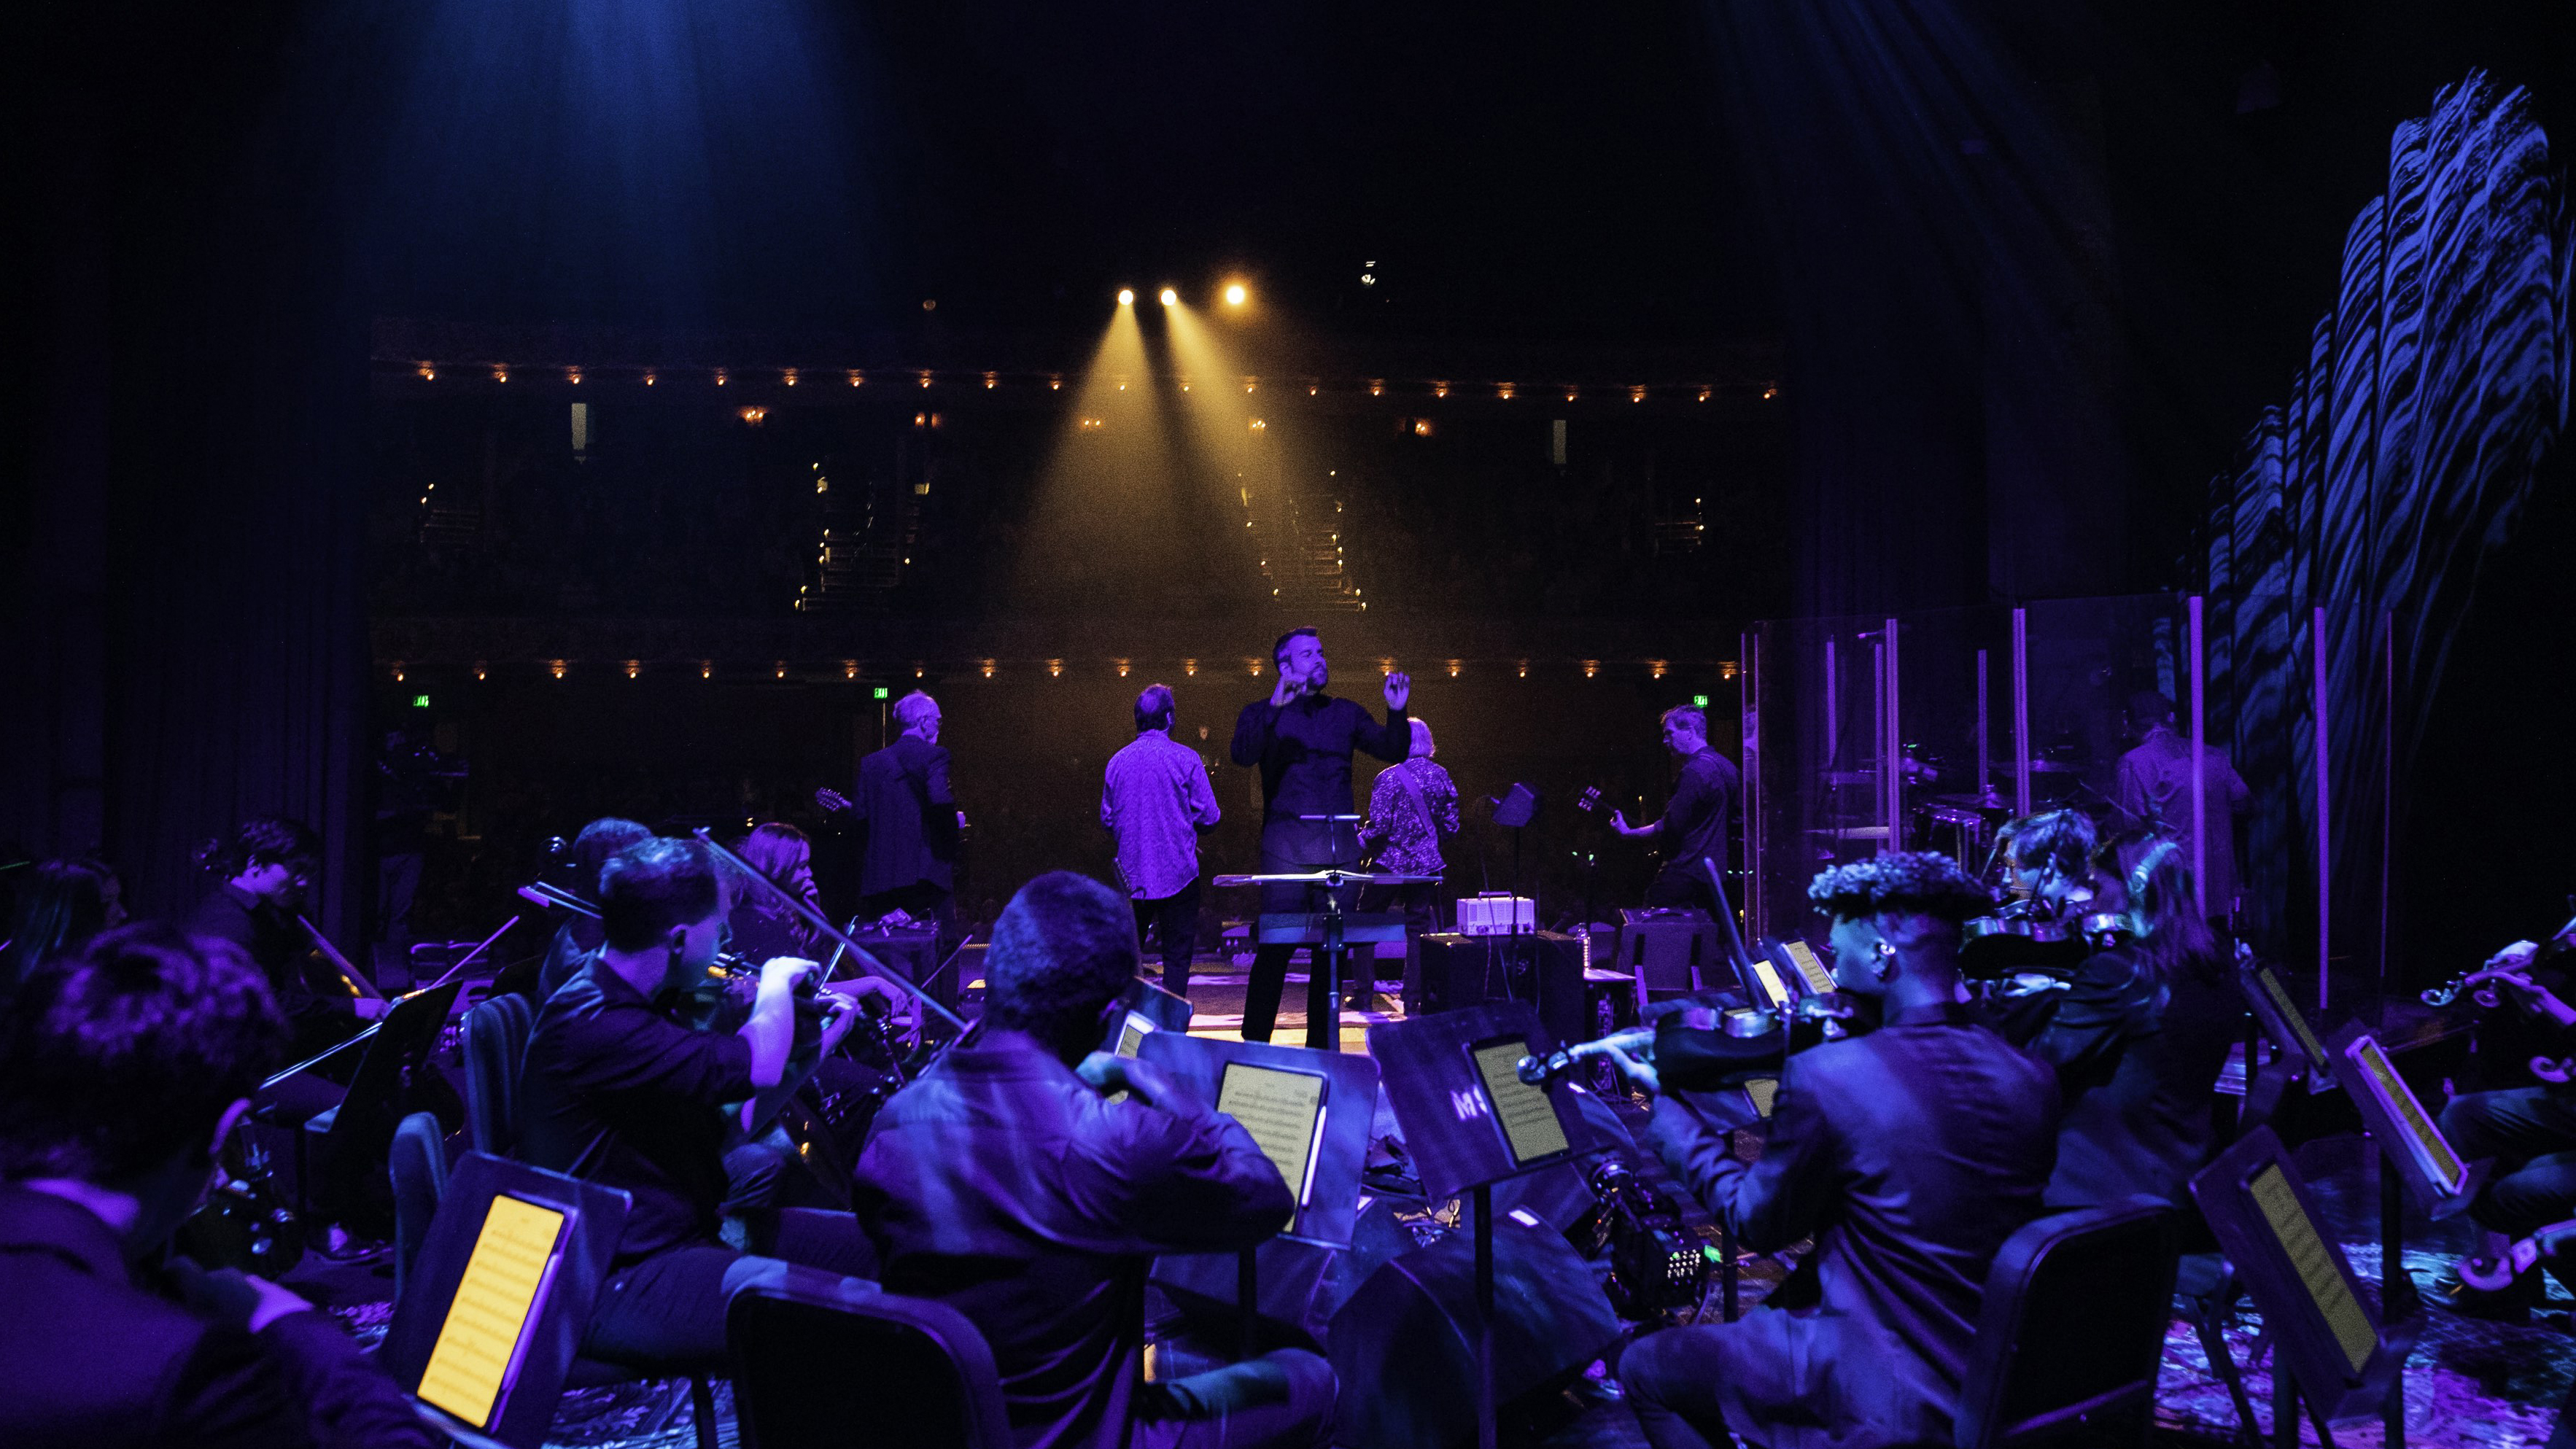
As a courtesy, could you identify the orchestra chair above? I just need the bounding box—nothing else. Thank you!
[384,1141,720,1449]
[460,991,534,1158]
[388,1111,449,1302]
[727,1275,1015,1449]
[1954,1197,2179,1449]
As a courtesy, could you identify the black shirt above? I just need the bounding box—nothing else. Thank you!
[1229,692,1410,822]
[2019,947,2238,1209]
[520,955,757,1265]
[1656,747,1741,877]
[187,885,359,1059]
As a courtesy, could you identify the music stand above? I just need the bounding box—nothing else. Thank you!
[378,1153,632,1449]
[1138,1033,1381,1358]
[2189,1127,2416,1442]
[1100,974,1195,1057]
[2324,1024,2488,1348]
[2235,959,2336,1136]
[1368,1001,1593,1449]
[1217,867,1421,1052]
[297,981,462,1232]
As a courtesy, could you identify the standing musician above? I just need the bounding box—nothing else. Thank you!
[1230,629,1411,1046]
[189,818,387,1058]
[519,837,882,1366]
[1355,715,1458,1010]
[1101,684,1222,1001]
[1610,706,1740,917]
[818,689,961,928]
[2005,831,2236,1209]
[853,871,1335,1449]
[1617,853,2059,1449]
[2112,691,2250,928]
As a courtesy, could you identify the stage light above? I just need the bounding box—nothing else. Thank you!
[1432,381,1448,398]
[1225,283,1247,306]
[783,369,798,386]
[738,406,767,424]
[473,662,487,680]
[1497,382,1515,399]
[1761,384,1778,400]
[918,370,934,388]
[568,368,583,385]
[1184,659,1198,676]
[981,659,996,678]
[624,661,640,680]
[775,662,788,679]
[844,661,859,680]
[1650,661,1667,679]
[644,372,657,386]
[392,663,406,682]
[1249,419,1266,431]
[1118,288,1136,306]
[715,370,727,386]
[1583,661,1600,678]
[551,660,567,679]
[493,367,510,383]
[1631,386,1647,403]
[984,372,998,389]
[1047,659,1063,677]
[417,363,435,381]
[1517,661,1529,678]
[1697,387,1712,403]
[848,370,865,386]
[1158,287,1178,307]
[1116,659,1130,677]
[1367,380,1384,397]
[1049,376,1063,389]
[702,662,713,679]
[1447,661,1461,677]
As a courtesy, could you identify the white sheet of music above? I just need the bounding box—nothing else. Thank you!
[1217,1063,1327,1208]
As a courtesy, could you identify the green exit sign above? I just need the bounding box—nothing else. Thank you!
[1691,694,1710,708]
[872,686,890,700]
[411,694,432,709]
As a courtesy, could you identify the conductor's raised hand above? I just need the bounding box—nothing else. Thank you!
[1270,669,1303,708]
[1383,669,1411,712]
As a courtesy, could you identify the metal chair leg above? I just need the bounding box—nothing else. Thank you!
[689,1374,717,1449]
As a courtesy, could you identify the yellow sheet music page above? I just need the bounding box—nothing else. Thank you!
[417,1194,567,1429]
[2249,1164,2375,1375]
[1217,1063,1326,1204]
[1472,1041,1572,1165]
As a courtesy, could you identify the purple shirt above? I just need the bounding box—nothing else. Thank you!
[1362,758,1460,877]
[851,1029,1292,1449]
[2113,728,2251,914]
[1100,730,1222,900]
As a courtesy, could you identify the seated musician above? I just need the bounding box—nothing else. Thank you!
[519,836,881,1367]
[2009,831,2236,1208]
[853,871,1335,1449]
[524,816,652,1003]
[2437,921,2576,1309]
[1618,852,2060,1449]
[188,817,387,1057]
[0,925,435,1448]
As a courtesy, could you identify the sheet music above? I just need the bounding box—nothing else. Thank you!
[1745,957,1790,1009]
[2354,1039,2466,1193]
[1781,941,1836,995]
[1744,1077,1778,1119]
[2249,1164,2375,1375]
[1115,1014,1153,1057]
[1217,1064,1327,1209]
[417,1194,567,1429]
[1471,1041,1572,1165]
[2259,968,2329,1068]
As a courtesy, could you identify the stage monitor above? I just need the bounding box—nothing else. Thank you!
[1471,1036,1574,1168]
[1217,1062,1330,1208]
[415,1194,569,1431]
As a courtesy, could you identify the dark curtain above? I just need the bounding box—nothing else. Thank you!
[5,0,384,944]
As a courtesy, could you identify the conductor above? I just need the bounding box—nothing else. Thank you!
[1230,629,1411,1047]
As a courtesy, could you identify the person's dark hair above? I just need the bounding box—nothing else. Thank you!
[1134,684,1177,732]
[192,817,321,879]
[2,859,119,990]
[1808,852,1990,926]
[597,838,723,953]
[982,872,1138,1060]
[2092,829,2220,987]
[2127,691,2178,731]
[1272,628,1319,667]
[570,817,653,898]
[2000,808,2097,882]
[0,924,288,1184]
[1661,705,1708,739]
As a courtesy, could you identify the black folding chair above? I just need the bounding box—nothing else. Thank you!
[727,1275,1015,1449]
[1955,1198,2179,1449]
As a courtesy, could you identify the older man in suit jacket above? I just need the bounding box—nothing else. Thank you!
[820,689,961,925]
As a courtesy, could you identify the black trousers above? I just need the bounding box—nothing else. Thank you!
[1242,817,1361,1049]
[1353,882,1440,1007]
[1134,879,1203,1000]
[1645,863,1720,917]
[583,1212,878,1370]
[2440,1086,2576,1238]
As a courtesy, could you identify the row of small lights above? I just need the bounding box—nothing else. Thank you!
[404,361,1778,405]
[388,659,1739,683]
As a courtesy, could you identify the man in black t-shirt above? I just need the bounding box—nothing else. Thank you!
[1613,706,1742,917]
[520,837,879,1367]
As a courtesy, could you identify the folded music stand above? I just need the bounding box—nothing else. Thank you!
[1367,1001,1592,1449]
[1139,1033,1381,1358]
[379,1154,632,1449]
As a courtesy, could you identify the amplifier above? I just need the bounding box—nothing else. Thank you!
[1455,894,1535,936]
[1411,933,1588,1050]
